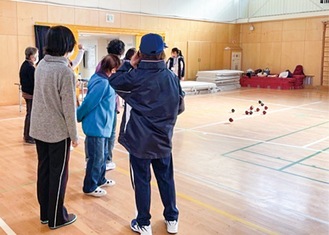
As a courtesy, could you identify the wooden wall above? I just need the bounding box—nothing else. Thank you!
[240,17,329,86]
[1,0,327,105]
[0,0,238,105]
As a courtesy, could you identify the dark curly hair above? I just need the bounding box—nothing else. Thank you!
[107,39,125,56]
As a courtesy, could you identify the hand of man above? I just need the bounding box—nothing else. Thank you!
[72,140,79,148]
[130,51,141,69]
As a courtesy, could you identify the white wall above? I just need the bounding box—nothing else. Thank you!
[78,34,135,79]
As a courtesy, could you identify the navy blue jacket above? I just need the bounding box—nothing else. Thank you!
[19,60,35,95]
[109,60,183,159]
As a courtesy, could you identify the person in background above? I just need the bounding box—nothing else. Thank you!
[77,54,121,197]
[70,43,85,70]
[93,39,125,171]
[19,47,39,144]
[166,47,185,80]
[124,47,136,61]
[109,33,183,235]
[30,25,79,229]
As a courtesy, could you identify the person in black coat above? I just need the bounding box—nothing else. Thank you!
[166,47,185,80]
[19,47,39,144]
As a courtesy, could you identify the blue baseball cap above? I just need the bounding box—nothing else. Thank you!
[140,33,165,55]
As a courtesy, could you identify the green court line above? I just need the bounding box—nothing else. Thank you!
[279,170,329,185]
[242,149,293,163]
[223,120,329,156]
[223,155,329,185]
[242,149,329,172]
[299,163,329,172]
[279,146,329,171]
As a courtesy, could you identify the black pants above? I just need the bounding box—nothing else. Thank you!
[130,154,179,226]
[23,98,33,140]
[35,138,72,228]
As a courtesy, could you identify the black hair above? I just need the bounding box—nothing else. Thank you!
[107,39,125,56]
[44,26,76,56]
[124,48,136,60]
[171,47,183,57]
[100,54,122,74]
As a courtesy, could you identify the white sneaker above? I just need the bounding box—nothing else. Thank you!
[85,187,107,197]
[70,146,74,151]
[130,219,152,235]
[106,162,116,171]
[165,220,178,234]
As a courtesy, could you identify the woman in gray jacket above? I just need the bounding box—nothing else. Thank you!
[30,25,79,230]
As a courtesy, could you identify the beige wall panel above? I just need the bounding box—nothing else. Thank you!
[242,31,262,44]
[16,2,47,22]
[305,29,323,41]
[74,8,99,26]
[259,42,282,72]
[306,17,328,31]
[199,41,211,71]
[18,35,35,63]
[187,41,200,80]
[187,28,200,41]
[140,16,159,30]
[173,29,189,43]
[0,15,18,36]
[210,42,224,69]
[48,6,75,25]
[280,42,305,72]
[17,3,48,36]
[0,35,19,105]
[0,1,16,18]
[283,19,306,31]
[241,43,261,71]
[228,24,240,44]
[98,11,121,28]
[304,41,322,86]
[158,18,178,32]
[262,21,283,32]
[121,14,141,30]
[261,31,282,43]
[283,29,306,42]
[216,24,229,43]
[0,1,17,35]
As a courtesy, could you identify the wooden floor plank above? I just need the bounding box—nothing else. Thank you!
[0,87,328,234]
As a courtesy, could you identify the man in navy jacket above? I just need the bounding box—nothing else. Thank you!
[109,33,184,235]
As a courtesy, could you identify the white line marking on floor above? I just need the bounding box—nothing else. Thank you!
[0,218,16,235]
[303,136,329,148]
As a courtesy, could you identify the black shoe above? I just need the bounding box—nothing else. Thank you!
[24,138,35,144]
[49,214,77,230]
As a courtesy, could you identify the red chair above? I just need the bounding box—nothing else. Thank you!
[292,65,305,89]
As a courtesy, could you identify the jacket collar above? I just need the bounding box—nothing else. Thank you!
[43,55,69,65]
[138,60,166,69]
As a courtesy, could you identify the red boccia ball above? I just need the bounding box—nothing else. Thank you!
[229,118,234,122]
[263,111,267,115]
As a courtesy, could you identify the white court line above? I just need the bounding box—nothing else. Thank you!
[191,101,323,130]
[188,129,328,153]
[0,218,16,235]
[303,136,329,148]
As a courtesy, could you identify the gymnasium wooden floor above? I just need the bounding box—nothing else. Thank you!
[0,87,328,235]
